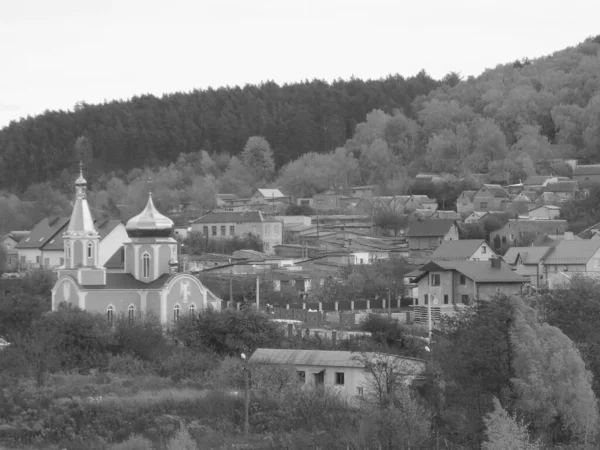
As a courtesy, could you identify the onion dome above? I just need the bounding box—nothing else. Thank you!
[125,193,174,238]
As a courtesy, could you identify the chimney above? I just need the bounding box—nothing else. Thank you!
[564,231,574,240]
[490,257,502,269]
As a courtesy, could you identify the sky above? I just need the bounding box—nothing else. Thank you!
[1,0,599,128]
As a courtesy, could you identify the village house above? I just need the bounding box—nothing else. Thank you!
[528,205,561,220]
[405,195,438,212]
[349,185,374,199]
[431,239,498,262]
[312,189,356,211]
[0,231,29,271]
[405,219,459,252]
[489,219,568,250]
[541,180,579,201]
[16,216,126,272]
[535,192,562,208]
[412,258,527,307]
[189,211,283,254]
[572,164,600,184]
[502,246,551,288]
[472,184,509,212]
[522,175,556,192]
[295,197,314,207]
[216,193,238,208]
[249,349,425,400]
[456,190,477,215]
[542,239,600,286]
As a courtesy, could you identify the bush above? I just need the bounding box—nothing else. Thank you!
[108,353,156,377]
[111,434,155,450]
[166,425,198,450]
[158,348,217,382]
[110,314,170,363]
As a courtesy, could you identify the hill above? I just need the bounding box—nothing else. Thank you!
[0,73,442,191]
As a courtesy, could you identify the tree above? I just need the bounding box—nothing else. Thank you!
[483,398,541,450]
[285,203,314,216]
[240,136,276,181]
[373,210,408,236]
[220,156,259,198]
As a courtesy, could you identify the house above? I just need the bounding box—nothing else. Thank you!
[502,246,551,288]
[457,190,477,215]
[472,185,509,212]
[542,181,579,201]
[542,239,600,284]
[509,193,533,216]
[464,211,488,224]
[312,190,356,211]
[272,216,312,228]
[189,211,283,254]
[489,219,568,251]
[273,244,321,259]
[405,220,459,251]
[51,169,221,325]
[406,195,438,212]
[523,175,555,191]
[431,240,497,262]
[412,259,527,308]
[216,194,238,208]
[349,185,374,199]
[430,210,462,220]
[249,348,425,399]
[251,188,287,204]
[0,231,29,271]
[572,164,600,184]
[505,183,523,195]
[295,198,314,207]
[16,216,70,270]
[528,205,561,220]
[535,192,563,208]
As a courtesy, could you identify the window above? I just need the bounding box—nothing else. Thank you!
[461,294,470,304]
[482,246,487,254]
[459,275,466,285]
[174,304,180,323]
[128,305,135,325]
[87,242,93,258]
[107,305,114,325]
[44,258,49,268]
[424,294,429,305]
[356,387,364,396]
[20,256,26,264]
[230,225,235,235]
[480,202,488,209]
[593,259,600,269]
[60,258,64,265]
[265,225,271,236]
[431,274,440,286]
[335,372,345,385]
[444,294,449,305]
[189,303,196,315]
[142,253,150,278]
[509,234,514,241]
[211,226,217,236]
[220,225,226,236]
[203,226,208,236]
[252,225,257,234]
[274,225,280,236]
[297,371,306,383]
[36,255,40,264]
[67,244,71,258]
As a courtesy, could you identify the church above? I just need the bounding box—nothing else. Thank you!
[51,167,221,324]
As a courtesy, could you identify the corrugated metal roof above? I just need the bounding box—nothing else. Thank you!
[406,219,456,237]
[544,239,600,264]
[257,189,286,198]
[249,348,425,368]
[573,165,600,176]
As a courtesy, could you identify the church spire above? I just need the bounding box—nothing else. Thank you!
[67,162,96,235]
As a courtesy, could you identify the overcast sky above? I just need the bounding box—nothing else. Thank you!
[1,0,599,128]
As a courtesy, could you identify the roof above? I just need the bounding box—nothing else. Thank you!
[543,181,578,193]
[406,219,456,238]
[431,240,488,260]
[16,216,70,249]
[543,239,600,265]
[249,348,425,369]
[125,194,174,236]
[409,195,437,204]
[480,184,509,198]
[502,246,551,265]
[42,218,123,251]
[499,219,568,234]
[104,247,125,269]
[190,210,281,224]
[512,193,532,202]
[459,190,477,201]
[530,205,561,212]
[84,273,173,290]
[256,188,286,199]
[524,175,553,186]
[1,231,29,243]
[416,260,527,283]
[573,165,600,176]
[217,193,238,200]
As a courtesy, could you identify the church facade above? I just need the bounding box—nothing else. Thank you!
[51,167,221,324]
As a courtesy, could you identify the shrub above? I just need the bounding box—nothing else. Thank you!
[108,353,156,377]
[166,424,198,450]
[158,348,217,382]
[111,434,155,450]
[110,314,170,363]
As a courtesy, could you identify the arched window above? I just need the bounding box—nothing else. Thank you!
[128,305,135,324]
[174,304,180,323]
[107,305,114,325]
[142,253,151,278]
[87,242,93,258]
[189,303,196,315]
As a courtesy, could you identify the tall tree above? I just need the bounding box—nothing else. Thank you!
[240,136,276,181]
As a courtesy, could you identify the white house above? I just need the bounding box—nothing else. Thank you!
[430,239,498,262]
[249,349,425,400]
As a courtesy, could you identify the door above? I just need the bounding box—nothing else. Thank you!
[314,370,324,385]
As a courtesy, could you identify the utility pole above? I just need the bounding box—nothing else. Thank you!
[241,354,250,435]
[229,260,233,305]
[256,275,260,310]
[388,289,392,319]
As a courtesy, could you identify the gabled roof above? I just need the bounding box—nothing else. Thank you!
[190,211,281,224]
[502,246,551,265]
[499,219,568,234]
[431,240,490,261]
[458,190,477,202]
[543,239,600,265]
[542,181,579,193]
[409,195,437,204]
[105,247,125,269]
[406,219,456,238]
[1,231,29,243]
[523,175,553,186]
[42,218,123,251]
[256,188,286,199]
[479,184,509,198]
[16,217,70,249]
[512,193,532,202]
[249,348,425,368]
[573,165,600,176]
[416,260,527,283]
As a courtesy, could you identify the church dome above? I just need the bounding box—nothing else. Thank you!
[126,193,174,238]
